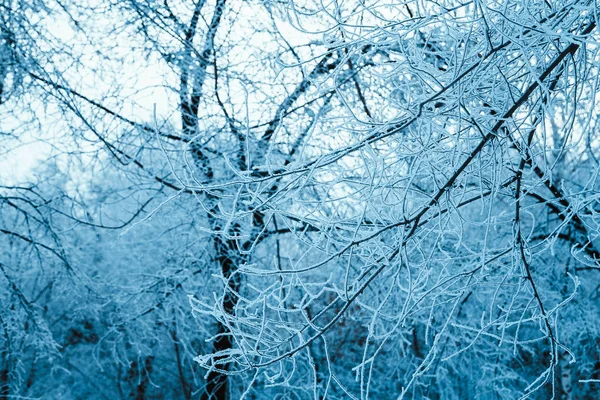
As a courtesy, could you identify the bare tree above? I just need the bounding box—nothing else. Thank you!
[1,0,600,399]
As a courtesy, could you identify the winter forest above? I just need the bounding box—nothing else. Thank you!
[2,0,600,399]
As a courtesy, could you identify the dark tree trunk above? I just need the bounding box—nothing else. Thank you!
[0,317,10,400]
[201,234,243,400]
[128,356,153,400]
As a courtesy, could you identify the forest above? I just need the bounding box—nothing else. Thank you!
[1,0,600,398]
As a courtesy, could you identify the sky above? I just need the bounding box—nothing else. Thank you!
[0,1,321,186]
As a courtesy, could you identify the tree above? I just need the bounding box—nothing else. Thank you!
[1,0,600,399]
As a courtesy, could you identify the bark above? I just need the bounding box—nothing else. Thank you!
[201,233,243,400]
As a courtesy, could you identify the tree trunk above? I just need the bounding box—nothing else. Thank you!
[202,235,243,400]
